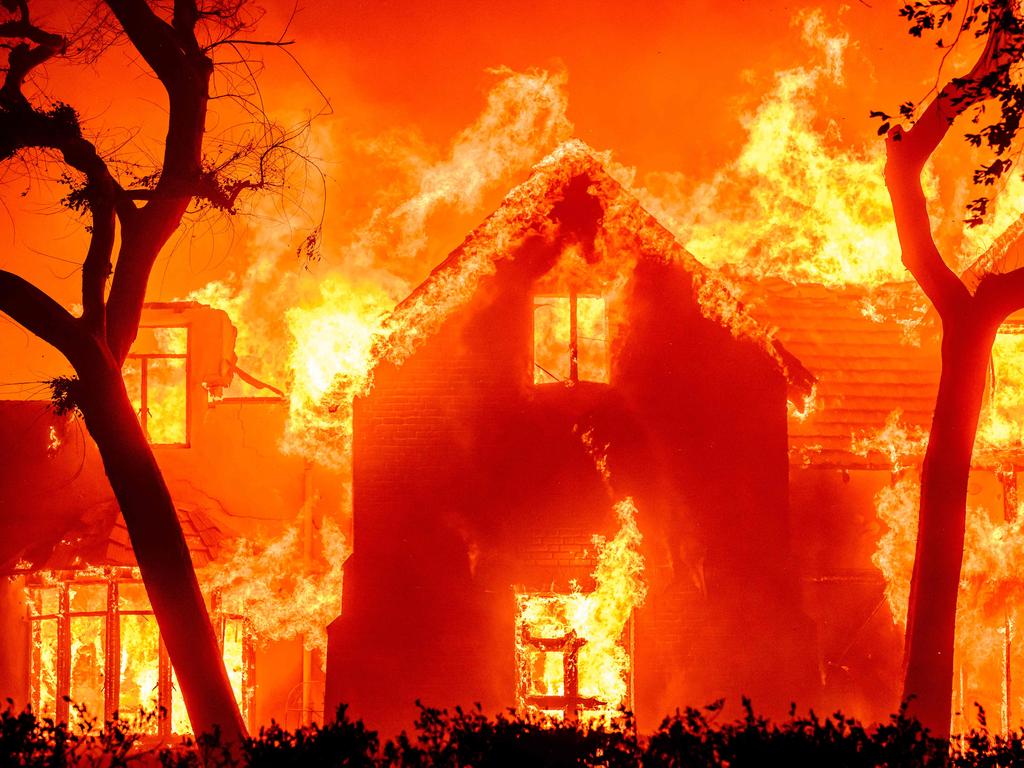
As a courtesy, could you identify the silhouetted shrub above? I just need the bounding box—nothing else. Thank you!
[9,697,1024,766]
[643,698,938,768]
[382,703,641,767]
[244,705,377,768]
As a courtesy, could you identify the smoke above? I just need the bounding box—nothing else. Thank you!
[189,66,573,467]
[362,67,573,263]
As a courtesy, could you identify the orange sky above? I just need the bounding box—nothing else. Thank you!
[0,1,1000,390]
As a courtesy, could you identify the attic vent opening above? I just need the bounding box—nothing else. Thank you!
[533,294,608,385]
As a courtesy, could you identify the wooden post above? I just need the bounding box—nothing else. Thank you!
[569,290,579,383]
[999,468,1018,733]
[158,637,172,737]
[105,577,120,722]
[56,583,70,725]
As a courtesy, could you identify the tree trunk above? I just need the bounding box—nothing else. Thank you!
[76,353,246,743]
[902,311,997,737]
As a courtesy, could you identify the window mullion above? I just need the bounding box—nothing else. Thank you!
[56,583,70,725]
[104,577,120,722]
[30,593,41,716]
[140,359,149,441]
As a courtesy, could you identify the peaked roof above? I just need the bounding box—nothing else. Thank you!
[371,139,814,401]
[744,279,940,467]
[0,400,232,573]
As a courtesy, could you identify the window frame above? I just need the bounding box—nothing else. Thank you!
[126,323,191,448]
[514,590,635,721]
[27,569,253,735]
[532,291,610,386]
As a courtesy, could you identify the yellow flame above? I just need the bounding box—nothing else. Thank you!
[279,277,392,467]
[873,472,1024,731]
[851,410,928,472]
[199,515,349,662]
[597,11,941,289]
[515,498,646,723]
[977,331,1024,452]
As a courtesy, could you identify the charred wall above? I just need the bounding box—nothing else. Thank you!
[329,253,816,733]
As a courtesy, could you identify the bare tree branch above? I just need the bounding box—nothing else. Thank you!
[0,269,84,358]
[883,13,1016,319]
[104,0,212,363]
[885,125,971,317]
[205,37,293,49]
[103,0,185,85]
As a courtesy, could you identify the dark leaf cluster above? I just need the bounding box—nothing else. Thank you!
[874,1,1024,225]
[9,698,1024,767]
[48,375,82,418]
[0,100,80,163]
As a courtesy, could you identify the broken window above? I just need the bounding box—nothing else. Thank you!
[28,570,252,734]
[123,326,189,446]
[514,591,633,722]
[533,294,609,385]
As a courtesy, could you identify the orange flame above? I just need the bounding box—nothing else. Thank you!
[515,497,646,723]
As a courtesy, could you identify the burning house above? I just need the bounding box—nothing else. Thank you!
[0,303,347,734]
[6,139,1024,738]
[325,140,822,733]
[746,266,1024,731]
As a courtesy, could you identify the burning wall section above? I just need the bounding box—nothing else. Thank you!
[0,304,350,731]
[328,158,816,734]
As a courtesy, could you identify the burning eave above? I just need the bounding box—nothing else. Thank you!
[369,139,815,402]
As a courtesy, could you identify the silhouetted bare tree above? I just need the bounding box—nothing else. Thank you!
[882,0,1024,738]
[0,0,314,742]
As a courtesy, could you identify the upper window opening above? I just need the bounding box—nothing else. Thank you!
[123,326,189,446]
[534,294,608,385]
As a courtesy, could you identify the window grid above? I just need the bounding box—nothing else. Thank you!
[126,324,191,447]
[533,293,609,385]
[27,570,252,735]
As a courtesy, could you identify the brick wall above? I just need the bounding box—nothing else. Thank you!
[331,257,814,732]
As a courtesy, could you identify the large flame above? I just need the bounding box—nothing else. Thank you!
[515,497,646,723]
[863,403,1024,731]
[871,472,1024,724]
[977,330,1024,453]
[186,67,573,471]
[603,10,931,288]
[200,515,349,662]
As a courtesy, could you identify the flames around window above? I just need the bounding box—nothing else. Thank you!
[533,295,609,385]
[27,569,253,735]
[513,498,645,724]
[515,591,635,722]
